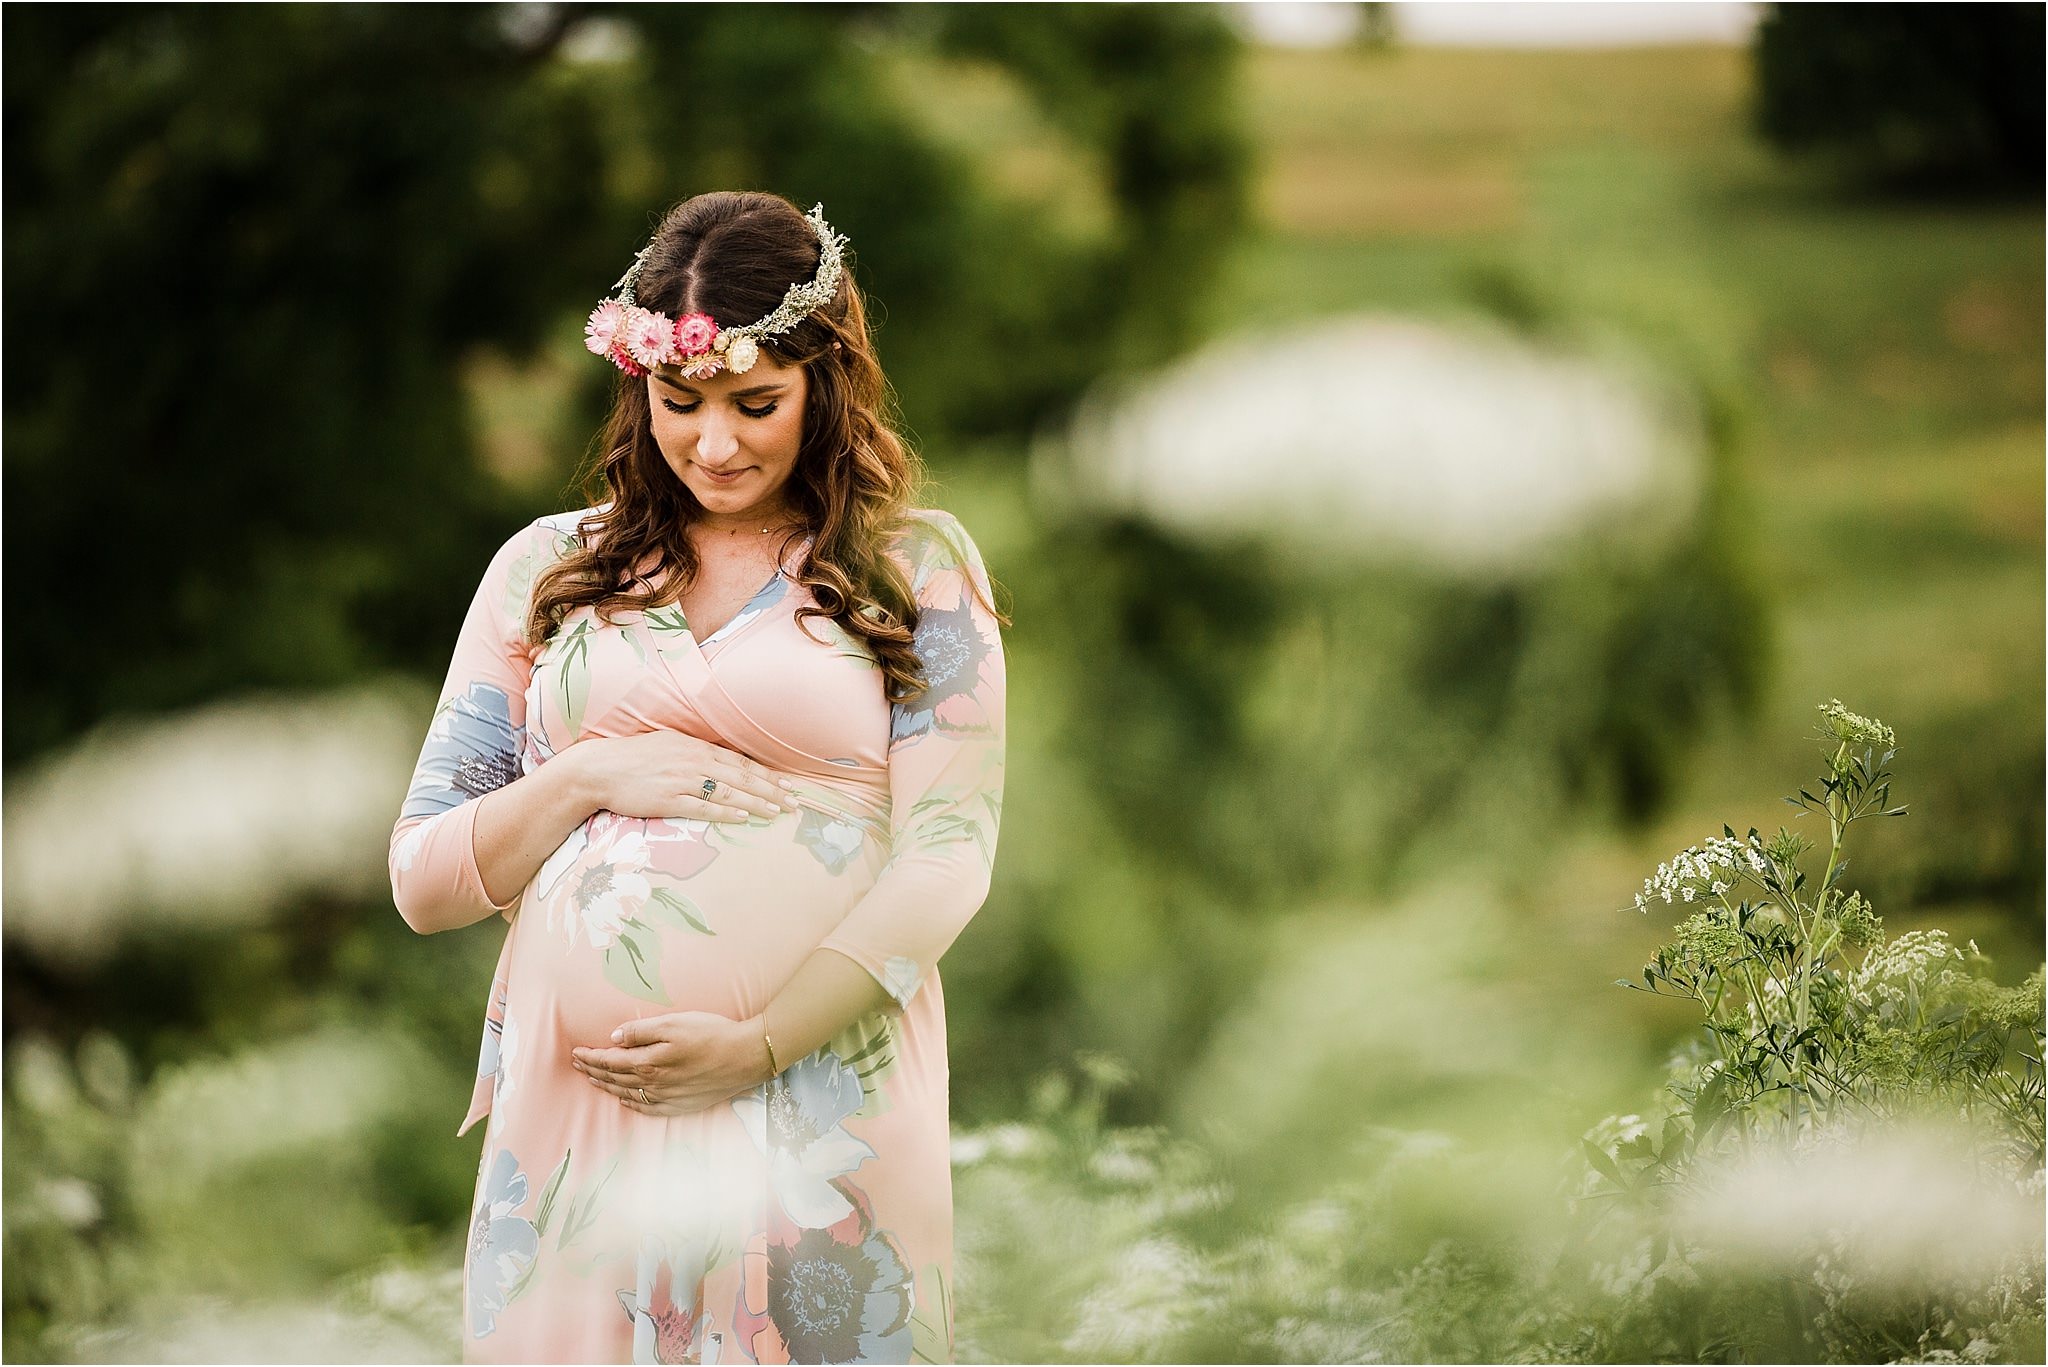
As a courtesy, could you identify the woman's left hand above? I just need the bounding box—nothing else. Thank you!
[570,1011,773,1115]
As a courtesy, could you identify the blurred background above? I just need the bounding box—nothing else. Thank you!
[5,2,2042,1361]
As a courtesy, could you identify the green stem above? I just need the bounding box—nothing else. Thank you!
[1791,741,1850,1129]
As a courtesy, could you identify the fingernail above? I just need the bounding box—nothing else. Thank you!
[611,1029,623,1042]
[778,779,795,791]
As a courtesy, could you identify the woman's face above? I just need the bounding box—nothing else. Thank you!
[646,349,808,522]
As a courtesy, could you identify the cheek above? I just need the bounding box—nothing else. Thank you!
[762,410,805,459]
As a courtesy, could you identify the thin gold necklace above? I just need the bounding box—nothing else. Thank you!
[699,511,806,536]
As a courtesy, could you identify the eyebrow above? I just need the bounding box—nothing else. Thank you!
[654,373,789,399]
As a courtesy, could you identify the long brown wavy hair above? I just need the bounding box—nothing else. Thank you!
[527,191,1005,705]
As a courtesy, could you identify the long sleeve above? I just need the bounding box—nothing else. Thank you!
[816,510,1007,1012]
[389,517,564,934]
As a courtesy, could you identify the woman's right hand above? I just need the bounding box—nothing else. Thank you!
[568,731,798,823]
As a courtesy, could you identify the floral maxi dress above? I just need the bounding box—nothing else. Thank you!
[388,505,1005,1364]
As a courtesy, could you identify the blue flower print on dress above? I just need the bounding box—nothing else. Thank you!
[477,1003,521,1109]
[403,681,523,820]
[889,598,992,745]
[765,1223,915,1363]
[467,1148,540,1338]
[700,572,789,648]
[731,1049,877,1229]
[795,807,867,875]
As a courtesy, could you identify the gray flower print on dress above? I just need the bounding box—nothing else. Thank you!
[467,1147,540,1338]
[890,599,989,744]
[403,681,523,820]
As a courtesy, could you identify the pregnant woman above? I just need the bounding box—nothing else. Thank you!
[388,191,1006,1364]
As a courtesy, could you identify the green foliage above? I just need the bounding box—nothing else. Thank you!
[1752,3,2046,192]
[1,4,1249,769]
[979,468,1768,1099]
[1615,702,2045,1161]
[1579,702,2048,1360]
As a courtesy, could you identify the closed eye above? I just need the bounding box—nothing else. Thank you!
[661,397,779,419]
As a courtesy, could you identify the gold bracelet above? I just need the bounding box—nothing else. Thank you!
[762,1024,780,1078]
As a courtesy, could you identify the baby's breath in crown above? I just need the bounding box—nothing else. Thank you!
[582,202,850,381]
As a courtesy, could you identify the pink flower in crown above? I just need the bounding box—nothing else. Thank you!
[584,300,627,358]
[608,337,647,377]
[623,307,678,370]
[673,311,719,356]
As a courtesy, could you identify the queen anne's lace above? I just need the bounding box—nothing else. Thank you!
[583,202,849,379]
[1634,832,1771,910]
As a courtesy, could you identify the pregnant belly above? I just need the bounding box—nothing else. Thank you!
[504,795,891,1049]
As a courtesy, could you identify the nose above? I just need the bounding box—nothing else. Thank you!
[694,415,740,468]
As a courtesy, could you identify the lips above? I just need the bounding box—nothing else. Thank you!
[699,466,751,483]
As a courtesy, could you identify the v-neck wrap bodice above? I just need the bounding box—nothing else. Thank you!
[544,527,896,814]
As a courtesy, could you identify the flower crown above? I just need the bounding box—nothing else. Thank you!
[582,201,850,380]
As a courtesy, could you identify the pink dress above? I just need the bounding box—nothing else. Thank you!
[388,505,1005,1364]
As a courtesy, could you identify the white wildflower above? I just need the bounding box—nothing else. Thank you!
[1636,832,1770,911]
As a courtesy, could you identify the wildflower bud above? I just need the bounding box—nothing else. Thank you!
[1816,698,1896,750]
[1830,891,1882,950]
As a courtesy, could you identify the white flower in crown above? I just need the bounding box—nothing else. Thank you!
[725,335,760,374]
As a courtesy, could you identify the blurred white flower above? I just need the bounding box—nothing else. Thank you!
[4,684,430,967]
[1061,1235,1209,1359]
[951,1121,1047,1167]
[1672,1122,2043,1291]
[129,1026,421,1189]
[64,1293,443,1363]
[1040,311,1704,579]
[34,1176,102,1229]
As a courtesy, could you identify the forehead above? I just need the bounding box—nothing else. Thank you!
[652,355,802,396]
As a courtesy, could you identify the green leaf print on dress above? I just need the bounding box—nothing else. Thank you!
[601,916,668,1003]
[556,1151,623,1273]
[646,887,714,936]
[532,1149,572,1237]
[501,523,582,642]
[644,605,692,661]
[544,617,596,736]
[823,1010,902,1119]
[909,1262,953,1364]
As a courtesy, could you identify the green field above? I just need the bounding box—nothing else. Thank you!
[1221,41,2043,969]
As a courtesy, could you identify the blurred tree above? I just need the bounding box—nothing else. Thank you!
[1352,1,1399,53]
[2,3,1250,768]
[930,4,1253,381]
[1752,2,2045,192]
[4,5,606,767]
